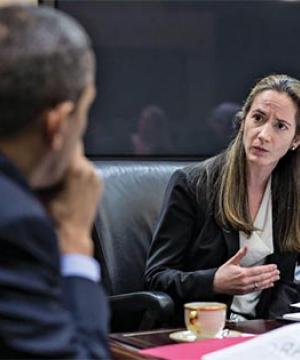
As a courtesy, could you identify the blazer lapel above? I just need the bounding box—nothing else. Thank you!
[222,227,239,259]
[267,187,280,265]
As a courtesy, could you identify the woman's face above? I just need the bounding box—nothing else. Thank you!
[243,89,300,172]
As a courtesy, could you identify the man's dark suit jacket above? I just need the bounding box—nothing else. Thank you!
[0,154,109,359]
[145,155,299,324]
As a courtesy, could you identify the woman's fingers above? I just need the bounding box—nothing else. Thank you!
[214,254,280,295]
[246,264,278,277]
[237,265,280,293]
[225,246,248,266]
[247,266,280,283]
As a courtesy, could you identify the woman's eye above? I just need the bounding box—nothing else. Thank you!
[276,122,288,130]
[253,114,263,122]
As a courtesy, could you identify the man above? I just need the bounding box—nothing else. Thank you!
[0,5,109,358]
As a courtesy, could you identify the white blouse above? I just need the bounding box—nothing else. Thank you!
[230,178,274,321]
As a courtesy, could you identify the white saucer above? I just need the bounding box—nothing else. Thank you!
[169,329,243,343]
[169,330,197,342]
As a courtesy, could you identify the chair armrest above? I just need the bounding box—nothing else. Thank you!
[109,291,175,331]
[110,291,174,315]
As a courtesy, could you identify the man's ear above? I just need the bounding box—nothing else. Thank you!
[43,102,74,151]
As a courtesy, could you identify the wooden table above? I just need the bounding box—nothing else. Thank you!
[109,319,291,359]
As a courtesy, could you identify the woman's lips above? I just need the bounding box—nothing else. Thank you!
[251,146,269,154]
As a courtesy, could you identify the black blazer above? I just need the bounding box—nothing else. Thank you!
[145,155,299,323]
[0,154,109,359]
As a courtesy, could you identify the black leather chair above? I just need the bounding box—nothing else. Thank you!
[92,160,191,332]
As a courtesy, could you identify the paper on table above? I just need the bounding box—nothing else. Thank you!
[202,322,300,360]
[290,302,300,309]
[139,336,253,360]
[282,312,300,321]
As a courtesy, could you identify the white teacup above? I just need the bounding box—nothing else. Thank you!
[184,302,227,339]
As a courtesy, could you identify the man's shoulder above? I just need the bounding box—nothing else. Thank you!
[0,172,49,228]
[0,172,59,268]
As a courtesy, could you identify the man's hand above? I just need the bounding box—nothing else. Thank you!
[46,149,102,256]
[213,246,280,295]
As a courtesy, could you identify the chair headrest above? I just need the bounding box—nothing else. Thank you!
[93,161,190,295]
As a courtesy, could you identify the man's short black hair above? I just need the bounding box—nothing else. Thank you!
[0,5,94,138]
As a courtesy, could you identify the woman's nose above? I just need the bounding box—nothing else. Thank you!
[257,123,272,142]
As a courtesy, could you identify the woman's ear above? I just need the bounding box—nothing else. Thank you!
[291,135,300,151]
[43,102,74,151]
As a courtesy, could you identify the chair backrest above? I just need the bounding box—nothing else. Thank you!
[93,161,190,296]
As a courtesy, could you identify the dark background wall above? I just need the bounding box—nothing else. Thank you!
[57,0,300,157]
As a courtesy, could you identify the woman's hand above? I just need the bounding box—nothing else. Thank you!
[213,246,280,295]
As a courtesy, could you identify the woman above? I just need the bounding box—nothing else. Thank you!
[145,74,300,323]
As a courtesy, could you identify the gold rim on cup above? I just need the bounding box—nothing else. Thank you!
[184,302,227,311]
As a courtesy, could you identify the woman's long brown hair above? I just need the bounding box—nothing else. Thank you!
[198,74,300,252]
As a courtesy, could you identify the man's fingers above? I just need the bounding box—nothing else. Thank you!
[70,142,85,166]
[226,246,248,266]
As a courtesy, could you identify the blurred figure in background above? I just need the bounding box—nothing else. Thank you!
[204,102,241,155]
[91,116,134,155]
[132,105,174,155]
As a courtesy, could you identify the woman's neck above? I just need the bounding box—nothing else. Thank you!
[246,161,274,221]
[246,162,274,191]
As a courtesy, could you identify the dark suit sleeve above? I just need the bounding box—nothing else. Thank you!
[0,216,110,359]
[257,252,300,319]
[145,169,218,304]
